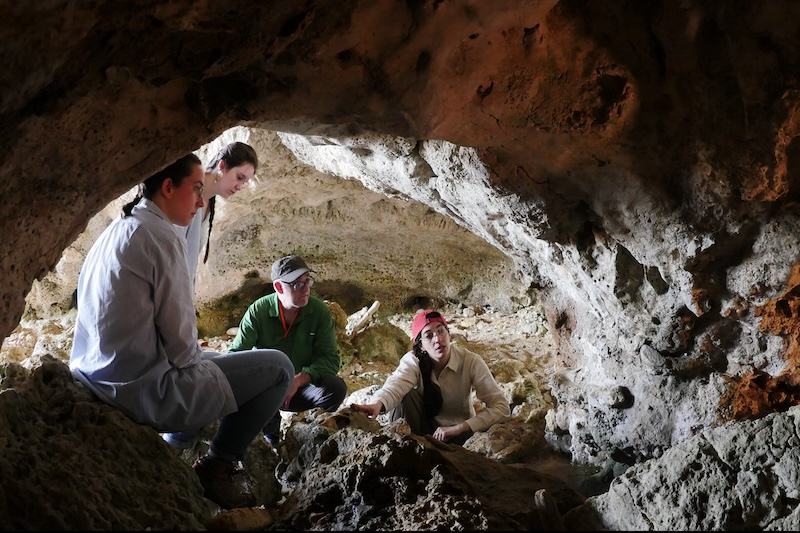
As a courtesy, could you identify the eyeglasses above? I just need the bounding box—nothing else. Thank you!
[283,276,314,291]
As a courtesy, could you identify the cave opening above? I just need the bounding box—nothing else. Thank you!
[4,0,800,529]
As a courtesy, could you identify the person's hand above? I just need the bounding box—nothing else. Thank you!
[432,422,469,442]
[282,373,310,409]
[351,402,382,418]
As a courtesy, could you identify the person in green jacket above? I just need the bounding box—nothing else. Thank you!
[228,255,346,446]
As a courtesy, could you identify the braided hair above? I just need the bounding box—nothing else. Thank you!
[202,142,258,263]
[413,336,444,418]
[121,154,201,217]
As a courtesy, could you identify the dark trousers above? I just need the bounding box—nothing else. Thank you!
[388,386,435,435]
[388,387,470,446]
[209,349,294,460]
[263,374,347,436]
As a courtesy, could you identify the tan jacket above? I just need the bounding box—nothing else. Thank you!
[372,343,510,432]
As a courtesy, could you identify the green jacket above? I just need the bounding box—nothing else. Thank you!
[228,293,340,382]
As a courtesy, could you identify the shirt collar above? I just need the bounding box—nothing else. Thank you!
[265,293,281,317]
[443,343,462,373]
[138,198,168,221]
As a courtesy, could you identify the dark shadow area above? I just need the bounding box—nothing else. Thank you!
[196,272,273,337]
[314,280,368,314]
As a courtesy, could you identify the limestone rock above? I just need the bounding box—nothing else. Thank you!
[4,0,800,483]
[464,418,551,465]
[352,322,409,365]
[346,300,380,337]
[578,405,800,530]
[0,355,211,529]
[194,128,522,319]
[274,409,593,531]
[207,507,273,531]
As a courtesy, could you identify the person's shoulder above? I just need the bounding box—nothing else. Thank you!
[250,292,278,311]
[308,296,332,315]
[146,216,182,243]
[398,350,418,366]
[452,343,481,364]
[133,208,182,248]
[113,214,152,251]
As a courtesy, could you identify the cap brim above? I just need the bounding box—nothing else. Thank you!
[279,267,311,283]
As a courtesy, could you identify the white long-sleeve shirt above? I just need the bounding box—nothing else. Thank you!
[372,343,510,433]
[174,205,209,292]
[70,199,236,432]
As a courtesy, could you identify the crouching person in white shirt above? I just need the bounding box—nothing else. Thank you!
[69,154,294,509]
[352,309,509,445]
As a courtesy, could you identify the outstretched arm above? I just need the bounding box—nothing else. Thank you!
[351,401,384,418]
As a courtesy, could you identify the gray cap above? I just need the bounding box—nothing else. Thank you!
[271,255,315,283]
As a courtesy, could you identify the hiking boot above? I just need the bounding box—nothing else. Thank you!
[192,454,255,509]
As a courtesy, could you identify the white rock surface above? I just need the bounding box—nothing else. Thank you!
[583,405,800,530]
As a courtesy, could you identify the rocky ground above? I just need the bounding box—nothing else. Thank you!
[0,298,610,530]
[5,299,800,530]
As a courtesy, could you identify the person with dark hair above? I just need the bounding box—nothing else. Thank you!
[351,309,509,445]
[69,154,294,509]
[228,255,346,447]
[178,141,258,289]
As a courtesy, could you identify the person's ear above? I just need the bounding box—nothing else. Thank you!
[160,178,175,198]
[218,159,227,173]
[274,280,284,294]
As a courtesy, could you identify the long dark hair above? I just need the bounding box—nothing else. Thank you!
[413,336,444,418]
[202,142,258,263]
[121,154,201,217]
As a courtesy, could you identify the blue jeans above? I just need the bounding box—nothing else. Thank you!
[163,349,293,461]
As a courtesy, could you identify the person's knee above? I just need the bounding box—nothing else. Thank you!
[256,350,294,387]
[321,375,347,411]
[248,350,294,389]
[275,352,295,385]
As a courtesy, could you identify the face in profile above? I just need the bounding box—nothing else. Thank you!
[217,161,255,199]
[170,164,205,226]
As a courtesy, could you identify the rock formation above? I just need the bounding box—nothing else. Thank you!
[574,405,800,530]
[274,409,593,530]
[0,355,212,529]
[19,126,521,338]
[3,0,800,528]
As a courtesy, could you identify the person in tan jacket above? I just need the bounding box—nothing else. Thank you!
[352,309,509,445]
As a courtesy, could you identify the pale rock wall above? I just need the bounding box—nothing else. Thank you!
[279,132,734,464]
[196,128,523,321]
[577,405,800,530]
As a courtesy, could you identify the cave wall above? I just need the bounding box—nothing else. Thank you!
[195,128,522,320]
[3,0,800,465]
[19,125,521,334]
